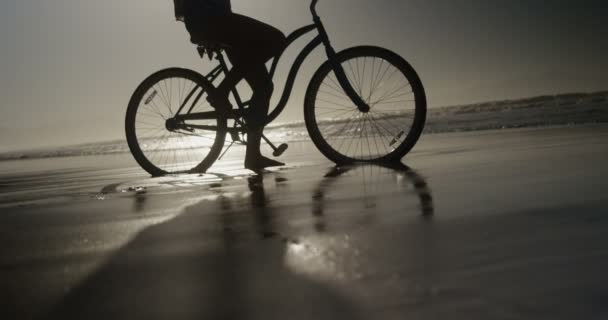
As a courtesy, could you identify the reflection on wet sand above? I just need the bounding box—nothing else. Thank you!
[48,163,433,320]
[313,163,434,229]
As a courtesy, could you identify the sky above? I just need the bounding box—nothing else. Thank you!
[1,0,607,152]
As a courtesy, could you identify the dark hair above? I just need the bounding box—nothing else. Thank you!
[174,0,185,21]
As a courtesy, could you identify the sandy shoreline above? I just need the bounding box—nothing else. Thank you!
[2,125,608,319]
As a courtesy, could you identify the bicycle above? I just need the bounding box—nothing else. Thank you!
[126,0,427,176]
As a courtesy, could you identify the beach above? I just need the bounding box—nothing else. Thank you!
[2,125,608,319]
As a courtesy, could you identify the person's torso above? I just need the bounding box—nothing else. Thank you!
[184,0,232,19]
[181,0,232,43]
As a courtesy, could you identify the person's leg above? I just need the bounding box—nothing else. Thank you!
[238,63,284,170]
[210,13,286,101]
[205,13,286,170]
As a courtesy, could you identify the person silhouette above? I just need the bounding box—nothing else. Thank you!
[174,0,287,171]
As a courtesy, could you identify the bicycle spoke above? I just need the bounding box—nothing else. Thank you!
[356,58,365,96]
[368,60,392,102]
[347,60,362,96]
[368,58,377,102]
[374,87,413,106]
[371,112,404,134]
[355,114,365,158]
[370,115,398,140]
[321,79,347,98]
[372,83,411,106]
[323,111,358,139]
[366,114,381,158]
[361,57,368,99]
[368,114,392,152]
[165,80,173,115]
[136,126,162,132]
[145,97,166,119]
[174,131,217,141]
[326,111,358,150]
[149,94,170,120]
[342,64,361,99]
[161,80,173,115]
[318,89,352,102]
[372,67,400,99]
[374,99,415,106]
[341,114,358,158]
[177,78,184,111]
[138,128,167,141]
[137,113,163,124]
[141,97,164,116]
[154,83,171,114]
[373,109,411,120]
[184,81,196,113]
[316,106,354,113]
[165,79,175,117]
[334,117,356,154]
[362,116,372,159]
[374,97,415,109]
[363,116,377,159]
[317,98,360,110]
[136,110,163,119]
[316,108,355,118]
[374,87,414,103]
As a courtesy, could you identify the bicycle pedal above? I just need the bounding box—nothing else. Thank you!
[273,143,289,157]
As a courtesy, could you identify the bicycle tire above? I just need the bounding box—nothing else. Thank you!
[126,68,227,176]
[304,46,426,164]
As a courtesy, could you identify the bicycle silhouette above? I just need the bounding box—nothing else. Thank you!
[126,0,426,176]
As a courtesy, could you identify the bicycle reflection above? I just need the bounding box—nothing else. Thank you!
[212,162,435,241]
[123,162,435,232]
[232,163,435,285]
[311,163,434,232]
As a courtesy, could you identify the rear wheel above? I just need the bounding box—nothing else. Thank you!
[305,46,426,164]
[126,68,226,176]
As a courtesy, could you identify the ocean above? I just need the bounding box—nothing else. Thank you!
[1,91,606,162]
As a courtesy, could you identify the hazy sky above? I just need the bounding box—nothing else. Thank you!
[1,0,607,152]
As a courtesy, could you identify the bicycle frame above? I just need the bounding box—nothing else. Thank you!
[174,0,369,129]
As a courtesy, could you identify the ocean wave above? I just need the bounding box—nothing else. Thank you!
[1,91,607,161]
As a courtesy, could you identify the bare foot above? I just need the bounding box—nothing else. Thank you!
[245,155,285,172]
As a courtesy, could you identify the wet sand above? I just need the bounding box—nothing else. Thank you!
[2,125,608,319]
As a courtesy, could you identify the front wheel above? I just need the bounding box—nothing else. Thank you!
[304,46,427,164]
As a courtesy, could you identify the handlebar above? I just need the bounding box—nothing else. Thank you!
[310,0,319,17]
